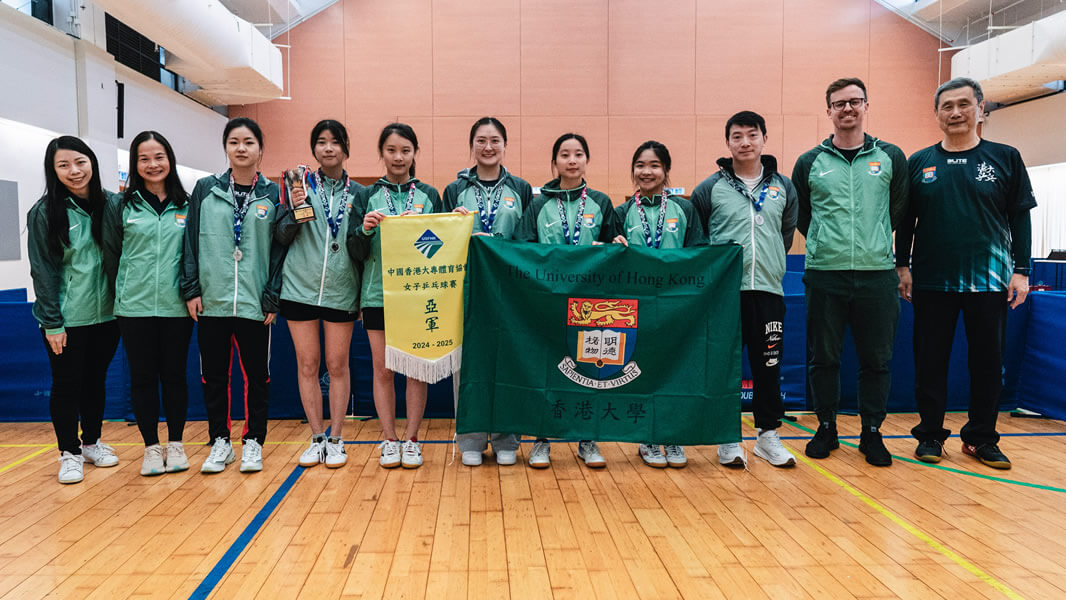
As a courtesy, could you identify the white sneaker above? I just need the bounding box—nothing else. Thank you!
[717,442,748,467]
[462,451,483,466]
[528,441,551,468]
[638,444,668,468]
[300,436,326,467]
[664,445,687,468]
[401,440,423,469]
[240,439,263,473]
[165,442,189,472]
[58,451,84,484]
[201,437,235,474]
[577,441,606,468]
[379,440,401,468]
[140,444,165,476]
[495,449,517,466]
[324,437,347,468]
[82,441,119,467]
[753,428,796,467]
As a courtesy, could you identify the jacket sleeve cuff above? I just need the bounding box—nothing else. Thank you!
[1014,266,1031,276]
[44,327,65,336]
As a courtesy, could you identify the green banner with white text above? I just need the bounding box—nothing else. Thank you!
[456,238,742,445]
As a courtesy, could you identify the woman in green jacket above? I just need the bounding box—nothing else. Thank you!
[442,117,533,468]
[515,133,621,470]
[276,120,364,469]
[180,117,284,475]
[103,131,193,476]
[613,140,704,469]
[349,122,440,470]
[28,136,120,484]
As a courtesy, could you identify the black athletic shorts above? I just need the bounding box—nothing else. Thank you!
[280,300,357,323]
[360,307,384,331]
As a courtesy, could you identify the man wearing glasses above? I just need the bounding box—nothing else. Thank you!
[896,77,1035,470]
[791,77,908,466]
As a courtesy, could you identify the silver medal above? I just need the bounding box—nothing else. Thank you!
[233,248,243,261]
[755,214,764,226]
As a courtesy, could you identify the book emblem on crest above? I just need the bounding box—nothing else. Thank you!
[558,298,642,389]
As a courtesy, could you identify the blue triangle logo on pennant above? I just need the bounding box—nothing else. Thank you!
[414,229,444,259]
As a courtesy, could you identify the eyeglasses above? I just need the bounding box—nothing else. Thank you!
[830,98,866,111]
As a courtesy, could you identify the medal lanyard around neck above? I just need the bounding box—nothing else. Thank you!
[634,192,668,249]
[384,182,416,215]
[557,186,588,246]
[752,180,770,212]
[230,172,259,249]
[315,170,349,240]
[472,178,505,233]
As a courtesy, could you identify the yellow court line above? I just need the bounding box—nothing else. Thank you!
[0,444,54,448]
[741,418,1025,600]
[0,445,56,476]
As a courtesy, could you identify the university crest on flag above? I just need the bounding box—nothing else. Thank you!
[558,298,640,388]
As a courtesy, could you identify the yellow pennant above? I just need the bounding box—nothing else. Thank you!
[380,213,474,383]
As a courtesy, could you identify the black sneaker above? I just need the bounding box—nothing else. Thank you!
[914,439,943,463]
[805,422,839,459]
[859,430,892,466]
[962,442,1011,470]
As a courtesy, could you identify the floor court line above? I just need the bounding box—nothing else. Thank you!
[782,420,1066,494]
[0,445,56,475]
[743,418,1027,600]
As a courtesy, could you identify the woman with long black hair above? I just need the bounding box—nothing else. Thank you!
[180,117,284,475]
[28,136,121,484]
[103,131,194,476]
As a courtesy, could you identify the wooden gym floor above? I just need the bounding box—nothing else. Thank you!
[0,412,1064,599]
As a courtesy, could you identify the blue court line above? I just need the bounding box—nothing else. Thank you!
[189,426,332,600]
[338,431,1066,445]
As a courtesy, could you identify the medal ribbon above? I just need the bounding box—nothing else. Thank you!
[230,172,260,249]
[752,180,770,212]
[557,186,588,246]
[315,170,349,240]
[383,181,416,215]
[472,178,505,233]
[634,192,668,249]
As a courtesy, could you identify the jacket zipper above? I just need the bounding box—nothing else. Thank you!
[317,190,332,305]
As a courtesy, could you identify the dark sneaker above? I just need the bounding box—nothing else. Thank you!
[805,422,839,459]
[962,442,1011,470]
[914,440,944,463]
[859,430,892,466]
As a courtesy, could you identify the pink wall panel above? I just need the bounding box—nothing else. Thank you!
[607,0,696,116]
[431,0,521,116]
[695,0,784,116]
[519,0,609,116]
[234,0,945,250]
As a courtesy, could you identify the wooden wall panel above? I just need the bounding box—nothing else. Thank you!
[519,0,608,116]
[607,0,696,116]
[695,0,784,116]
[234,0,946,238]
[431,0,521,117]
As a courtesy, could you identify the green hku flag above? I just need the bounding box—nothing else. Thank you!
[456,238,742,445]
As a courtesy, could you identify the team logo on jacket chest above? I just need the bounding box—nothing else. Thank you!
[175,213,187,228]
[767,186,780,200]
[665,218,678,233]
[582,213,596,228]
[255,204,269,219]
[868,162,882,176]
[504,197,516,209]
[922,166,937,183]
[558,298,641,389]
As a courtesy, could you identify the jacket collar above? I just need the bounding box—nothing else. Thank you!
[210,169,271,205]
[539,178,588,201]
[716,155,779,181]
[373,176,420,192]
[458,165,510,187]
[821,133,877,156]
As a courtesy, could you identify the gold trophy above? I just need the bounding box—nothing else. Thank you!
[285,166,316,223]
